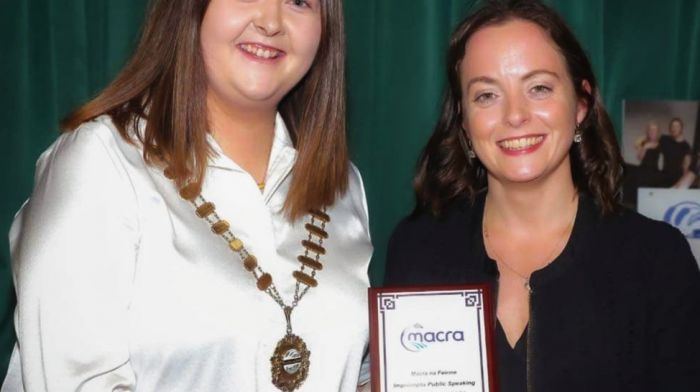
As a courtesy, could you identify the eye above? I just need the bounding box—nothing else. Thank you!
[290,0,311,8]
[529,84,552,98]
[473,92,498,106]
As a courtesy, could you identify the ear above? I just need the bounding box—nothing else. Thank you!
[576,80,592,125]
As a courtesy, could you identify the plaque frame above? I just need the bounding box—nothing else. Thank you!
[368,284,498,392]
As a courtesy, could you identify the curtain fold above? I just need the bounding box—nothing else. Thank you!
[1,0,698,378]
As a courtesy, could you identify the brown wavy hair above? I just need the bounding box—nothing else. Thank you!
[61,0,348,219]
[414,0,623,216]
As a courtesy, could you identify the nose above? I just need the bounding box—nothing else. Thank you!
[503,91,529,128]
[253,0,283,37]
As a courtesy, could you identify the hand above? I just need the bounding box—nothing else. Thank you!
[357,383,371,392]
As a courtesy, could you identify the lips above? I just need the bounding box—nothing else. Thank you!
[238,43,284,60]
[497,135,545,151]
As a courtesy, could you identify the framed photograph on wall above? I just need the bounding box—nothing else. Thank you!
[621,100,700,263]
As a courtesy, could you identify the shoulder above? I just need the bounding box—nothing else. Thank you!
[658,134,672,146]
[608,207,683,243]
[12,116,141,270]
[387,197,480,265]
[581,202,694,272]
[335,162,371,234]
[384,196,485,286]
[390,197,480,245]
[40,115,130,175]
[30,115,140,206]
[347,162,366,197]
[582,202,684,251]
[613,207,700,308]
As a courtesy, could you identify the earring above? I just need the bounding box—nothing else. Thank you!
[573,124,583,143]
[466,139,477,159]
[458,130,476,160]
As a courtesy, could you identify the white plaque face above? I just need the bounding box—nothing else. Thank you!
[369,286,496,392]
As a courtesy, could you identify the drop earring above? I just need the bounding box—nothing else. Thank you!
[573,124,583,143]
[458,129,476,160]
[467,139,476,159]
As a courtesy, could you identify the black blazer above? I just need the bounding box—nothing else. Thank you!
[385,193,700,391]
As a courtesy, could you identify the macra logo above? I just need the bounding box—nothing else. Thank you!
[400,323,465,352]
[663,201,700,239]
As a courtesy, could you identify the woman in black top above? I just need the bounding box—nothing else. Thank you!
[636,122,662,171]
[384,1,700,391]
[622,122,664,205]
[658,117,694,187]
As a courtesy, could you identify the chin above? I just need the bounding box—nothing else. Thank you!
[235,87,288,106]
[501,168,545,184]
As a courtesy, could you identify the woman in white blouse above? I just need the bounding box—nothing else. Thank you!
[2,0,372,391]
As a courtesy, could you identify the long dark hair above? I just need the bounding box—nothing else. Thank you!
[414,0,622,215]
[62,0,348,219]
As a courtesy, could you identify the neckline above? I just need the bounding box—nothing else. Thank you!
[473,191,596,290]
[482,195,578,291]
[496,319,528,353]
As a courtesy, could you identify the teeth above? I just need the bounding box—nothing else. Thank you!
[241,44,280,59]
[499,136,544,150]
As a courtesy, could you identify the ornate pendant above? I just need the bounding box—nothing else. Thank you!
[270,334,311,391]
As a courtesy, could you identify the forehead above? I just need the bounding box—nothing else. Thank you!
[461,19,568,79]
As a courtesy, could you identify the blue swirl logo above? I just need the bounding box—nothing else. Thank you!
[400,323,465,352]
[663,201,700,239]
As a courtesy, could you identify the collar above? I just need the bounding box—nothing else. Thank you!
[207,113,297,201]
[207,113,295,171]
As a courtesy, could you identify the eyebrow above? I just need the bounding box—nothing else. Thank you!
[465,69,561,91]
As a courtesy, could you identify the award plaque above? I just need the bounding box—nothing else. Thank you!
[368,285,497,392]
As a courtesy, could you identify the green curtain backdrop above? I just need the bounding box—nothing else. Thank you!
[1,0,699,378]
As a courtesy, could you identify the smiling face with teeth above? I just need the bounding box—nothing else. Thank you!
[200,0,322,113]
[460,19,589,188]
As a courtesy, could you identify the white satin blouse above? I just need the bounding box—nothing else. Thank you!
[2,115,373,391]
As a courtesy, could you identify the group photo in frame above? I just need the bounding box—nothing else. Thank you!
[621,100,700,262]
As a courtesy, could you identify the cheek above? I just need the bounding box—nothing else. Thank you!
[464,105,499,141]
[531,98,577,130]
[298,22,322,60]
[200,15,239,63]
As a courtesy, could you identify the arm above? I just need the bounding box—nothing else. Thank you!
[647,229,700,390]
[357,383,371,392]
[4,123,138,391]
[672,153,694,188]
[348,164,373,389]
[681,153,692,173]
[635,138,647,162]
[356,352,371,392]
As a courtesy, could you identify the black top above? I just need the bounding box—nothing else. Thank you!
[496,321,527,392]
[639,142,661,171]
[384,193,700,391]
[658,135,692,185]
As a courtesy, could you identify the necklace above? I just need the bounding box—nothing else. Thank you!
[482,197,577,293]
[169,170,328,391]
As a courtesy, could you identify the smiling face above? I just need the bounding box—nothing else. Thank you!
[460,19,588,187]
[200,0,322,112]
[646,122,660,141]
